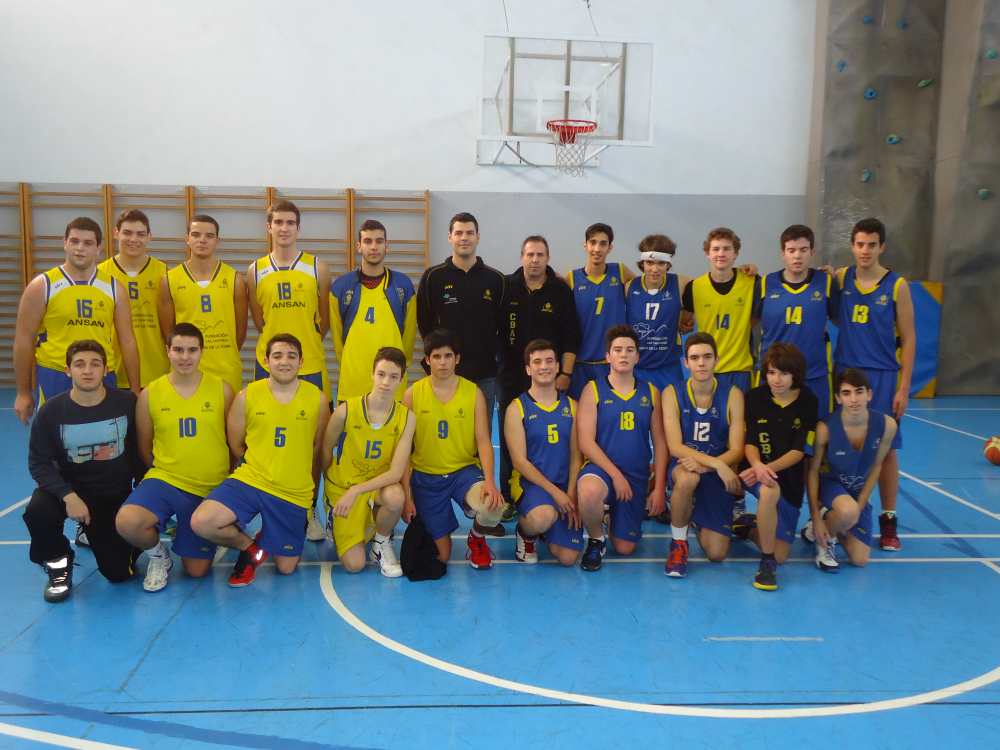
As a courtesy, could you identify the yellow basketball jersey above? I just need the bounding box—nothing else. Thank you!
[100,256,169,388]
[325,395,409,497]
[254,252,325,376]
[36,266,120,372]
[410,376,479,475]
[336,280,406,402]
[232,379,322,508]
[166,262,243,393]
[144,372,230,496]
[692,272,755,373]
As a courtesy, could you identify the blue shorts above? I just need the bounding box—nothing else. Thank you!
[254,361,323,391]
[715,371,751,394]
[206,477,307,557]
[745,482,802,546]
[577,464,648,542]
[516,484,584,551]
[124,478,216,560]
[570,362,609,400]
[673,462,735,537]
[835,365,902,449]
[37,364,117,404]
[819,478,873,545]
[636,362,684,395]
[807,372,833,422]
[410,465,485,541]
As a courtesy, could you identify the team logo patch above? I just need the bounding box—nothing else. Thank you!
[640,395,649,405]
[876,294,889,306]
[527,413,538,421]
[561,406,570,416]
[201,401,213,412]
[220,278,229,288]
[542,302,553,313]
[483,289,493,301]
[812,290,823,301]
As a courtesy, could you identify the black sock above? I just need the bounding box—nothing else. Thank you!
[761,552,776,562]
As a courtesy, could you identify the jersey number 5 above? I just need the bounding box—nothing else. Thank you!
[546,423,559,444]
[274,426,287,447]
[364,439,382,459]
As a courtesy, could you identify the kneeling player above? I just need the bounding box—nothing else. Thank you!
[576,325,667,572]
[322,347,415,577]
[116,323,234,591]
[806,368,896,571]
[504,339,583,566]
[737,342,818,591]
[402,329,504,569]
[662,332,745,577]
[191,334,329,587]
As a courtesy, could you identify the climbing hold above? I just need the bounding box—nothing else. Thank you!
[861,169,873,183]
[987,48,999,60]
[836,59,847,72]
[917,78,935,88]
[864,88,878,100]
[886,134,902,145]
[978,188,993,200]
[862,14,874,24]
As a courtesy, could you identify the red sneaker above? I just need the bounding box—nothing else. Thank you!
[466,531,494,570]
[879,513,901,551]
[228,541,269,587]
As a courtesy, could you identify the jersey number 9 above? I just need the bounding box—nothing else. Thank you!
[437,420,448,439]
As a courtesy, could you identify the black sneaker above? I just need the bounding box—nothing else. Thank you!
[43,553,74,602]
[732,513,757,541]
[74,522,90,548]
[753,557,778,591]
[580,537,606,572]
[473,520,506,538]
[501,502,517,522]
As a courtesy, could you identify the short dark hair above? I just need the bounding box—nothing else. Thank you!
[605,324,638,351]
[373,346,406,373]
[585,222,614,243]
[703,227,741,254]
[684,331,718,357]
[763,342,806,389]
[523,338,557,366]
[780,224,814,250]
[521,235,549,254]
[64,217,102,246]
[115,209,151,233]
[639,234,676,256]
[268,199,300,225]
[265,332,303,358]
[189,214,220,235]
[835,367,872,392]
[851,217,886,245]
[167,322,204,349]
[449,212,479,234]
[423,328,461,357]
[65,339,107,367]
[358,219,387,241]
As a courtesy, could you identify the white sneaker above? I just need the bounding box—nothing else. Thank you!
[306,510,326,542]
[515,525,538,564]
[369,537,403,578]
[143,553,174,592]
[801,519,816,544]
[815,538,839,573]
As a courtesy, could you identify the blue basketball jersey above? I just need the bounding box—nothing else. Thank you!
[516,393,575,491]
[834,267,904,371]
[759,270,833,380]
[567,263,627,363]
[821,409,888,498]
[671,378,731,457]
[625,274,682,371]
[590,376,657,480]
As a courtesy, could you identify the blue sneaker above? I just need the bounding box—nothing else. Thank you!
[665,539,689,577]
[580,537,606,572]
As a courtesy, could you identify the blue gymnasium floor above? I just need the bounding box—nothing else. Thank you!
[1,395,1000,749]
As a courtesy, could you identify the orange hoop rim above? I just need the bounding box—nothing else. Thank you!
[546,119,598,144]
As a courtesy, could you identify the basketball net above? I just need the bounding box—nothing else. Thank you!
[547,120,597,177]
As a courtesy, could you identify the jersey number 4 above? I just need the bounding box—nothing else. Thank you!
[714,313,730,330]
[785,305,802,325]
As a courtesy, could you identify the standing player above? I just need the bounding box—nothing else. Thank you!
[737,343,818,591]
[504,339,583,566]
[831,217,914,551]
[14,217,140,423]
[191,334,330,587]
[329,219,416,403]
[566,223,632,399]
[662,332,745,577]
[402,329,505,569]
[576,325,667,571]
[758,225,837,420]
[115,323,233,592]
[159,215,247,394]
[322,347,416,577]
[625,234,685,394]
[248,200,331,391]
[807,368,897,571]
[23,340,141,601]
[99,209,169,389]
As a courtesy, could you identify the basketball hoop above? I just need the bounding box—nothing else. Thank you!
[546,119,597,176]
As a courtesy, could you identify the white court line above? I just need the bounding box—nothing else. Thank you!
[318,562,1000,718]
[0,721,135,749]
[900,471,1000,520]
[906,413,986,441]
[981,560,1000,577]
[704,636,823,643]
[909,408,1000,412]
[0,541,28,546]
[448,532,1000,540]
[0,497,30,519]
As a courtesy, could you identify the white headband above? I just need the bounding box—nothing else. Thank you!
[639,250,674,263]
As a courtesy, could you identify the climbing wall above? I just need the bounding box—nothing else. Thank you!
[937,1,1000,394]
[817,0,945,276]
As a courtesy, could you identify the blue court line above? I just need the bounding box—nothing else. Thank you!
[0,690,381,750]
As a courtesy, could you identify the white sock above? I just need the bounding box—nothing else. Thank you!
[470,528,484,539]
[671,525,688,541]
[147,542,168,559]
[373,533,389,544]
[592,534,606,543]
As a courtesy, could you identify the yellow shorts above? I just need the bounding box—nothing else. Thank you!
[324,486,377,557]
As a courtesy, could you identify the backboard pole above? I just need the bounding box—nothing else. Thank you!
[617,43,628,141]
[507,37,516,135]
[563,40,573,120]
